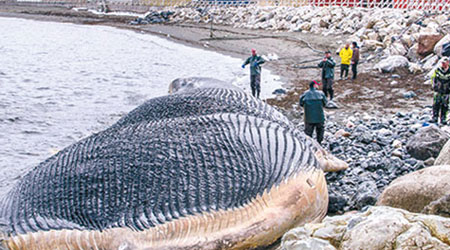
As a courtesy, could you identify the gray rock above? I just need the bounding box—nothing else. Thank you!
[353,181,379,210]
[328,194,347,214]
[325,100,339,109]
[273,88,287,95]
[402,91,417,99]
[406,125,449,160]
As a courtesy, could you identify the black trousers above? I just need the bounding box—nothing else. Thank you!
[250,74,261,98]
[305,122,324,144]
[351,62,358,79]
[322,77,334,100]
[340,64,349,78]
[433,95,449,123]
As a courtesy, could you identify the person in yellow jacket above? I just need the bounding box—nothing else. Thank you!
[339,43,353,80]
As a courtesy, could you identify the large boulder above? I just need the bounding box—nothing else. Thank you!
[417,34,444,57]
[376,165,450,213]
[373,56,409,73]
[280,206,450,250]
[435,139,450,165]
[434,34,450,57]
[406,125,449,160]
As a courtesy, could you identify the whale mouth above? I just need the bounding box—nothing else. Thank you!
[2,169,327,250]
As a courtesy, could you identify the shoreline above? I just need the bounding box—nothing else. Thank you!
[0,3,434,117]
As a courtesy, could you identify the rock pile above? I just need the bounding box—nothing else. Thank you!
[307,109,449,214]
[130,10,174,24]
[142,6,450,74]
[279,206,450,250]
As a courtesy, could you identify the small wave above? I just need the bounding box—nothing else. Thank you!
[22,130,41,135]
[6,117,20,122]
[36,87,51,91]
[18,152,40,156]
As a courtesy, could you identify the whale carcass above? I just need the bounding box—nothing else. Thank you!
[0,80,343,249]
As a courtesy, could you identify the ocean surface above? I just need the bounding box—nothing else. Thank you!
[0,17,284,197]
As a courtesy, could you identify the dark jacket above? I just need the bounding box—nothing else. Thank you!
[243,55,265,75]
[351,47,360,64]
[299,87,327,124]
[431,66,450,94]
[318,57,335,79]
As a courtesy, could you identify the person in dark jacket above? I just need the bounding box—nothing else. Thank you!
[318,50,336,100]
[242,49,265,98]
[430,57,450,125]
[351,41,360,80]
[300,80,328,144]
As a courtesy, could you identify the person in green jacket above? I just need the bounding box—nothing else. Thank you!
[318,50,336,100]
[242,49,265,98]
[431,57,450,125]
[300,80,328,144]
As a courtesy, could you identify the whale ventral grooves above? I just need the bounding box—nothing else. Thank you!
[0,86,322,241]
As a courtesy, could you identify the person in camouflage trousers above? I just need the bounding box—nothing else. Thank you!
[431,57,450,125]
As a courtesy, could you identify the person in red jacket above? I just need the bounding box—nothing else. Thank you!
[318,50,336,100]
[242,49,265,98]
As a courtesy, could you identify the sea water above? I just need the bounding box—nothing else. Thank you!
[0,17,284,196]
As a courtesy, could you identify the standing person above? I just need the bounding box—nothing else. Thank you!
[318,50,336,100]
[339,43,353,80]
[430,57,450,125]
[351,41,360,80]
[300,81,328,144]
[242,49,265,98]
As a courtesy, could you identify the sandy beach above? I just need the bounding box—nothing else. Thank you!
[0,3,434,117]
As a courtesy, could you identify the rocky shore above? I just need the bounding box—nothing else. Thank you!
[136,6,450,75]
[319,110,449,214]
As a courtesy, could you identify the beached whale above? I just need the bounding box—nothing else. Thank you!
[0,79,345,249]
